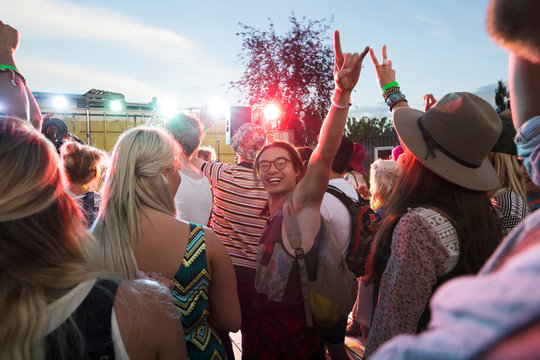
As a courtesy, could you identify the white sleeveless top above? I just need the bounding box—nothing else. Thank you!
[174,169,213,225]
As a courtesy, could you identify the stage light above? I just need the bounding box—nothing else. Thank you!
[109,100,123,112]
[264,104,281,121]
[158,100,179,118]
[206,100,228,120]
[53,96,68,110]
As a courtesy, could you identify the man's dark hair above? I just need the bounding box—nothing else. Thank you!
[331,136,354,174]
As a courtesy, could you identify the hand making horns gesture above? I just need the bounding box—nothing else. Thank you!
[333,30,369,92]
[369,45,396,90]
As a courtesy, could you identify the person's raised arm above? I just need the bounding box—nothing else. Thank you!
[293,31,368,209]
[508,52,540,129]
[0,21,42,130]
[370,45,409,112]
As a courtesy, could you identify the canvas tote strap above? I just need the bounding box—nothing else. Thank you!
[282,195,314,327]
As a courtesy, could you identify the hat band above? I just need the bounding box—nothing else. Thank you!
[417,116,481,169]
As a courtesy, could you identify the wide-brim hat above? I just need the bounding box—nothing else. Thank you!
[393,92,502,191]
[349,142,367,175]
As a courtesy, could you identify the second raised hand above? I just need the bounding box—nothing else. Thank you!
[369,45,396,90]
[333,30,369,92]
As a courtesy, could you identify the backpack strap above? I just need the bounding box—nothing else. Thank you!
[326,184,356,210]
[282,195,314,327]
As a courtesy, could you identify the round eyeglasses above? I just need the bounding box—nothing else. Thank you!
[257,157,293,172]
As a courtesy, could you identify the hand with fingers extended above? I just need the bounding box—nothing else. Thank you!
[333,30,369,93]
[199,103,217,132]
[423,94,437,112]
[0,21,19,57]
[369,45,396,90]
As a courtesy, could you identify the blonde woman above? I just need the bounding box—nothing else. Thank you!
[369,159,402,221]
[489,116,530,241]
[92,126,240,360]
[60,141,108,227]
[0,117,186,360]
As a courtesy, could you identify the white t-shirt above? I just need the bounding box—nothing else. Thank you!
[320,178,359,255]
[174,169,213,226]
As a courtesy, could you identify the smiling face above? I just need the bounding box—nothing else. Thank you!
[257,146,300,198]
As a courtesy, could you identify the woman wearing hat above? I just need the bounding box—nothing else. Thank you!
[363,47,501,357]
[344,142,370,199]
[489,115,530,240]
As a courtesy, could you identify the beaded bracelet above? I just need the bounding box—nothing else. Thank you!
[382,86,401,100]
[0,66,26,86]
[386,92,408,111]
[331,99,352,109]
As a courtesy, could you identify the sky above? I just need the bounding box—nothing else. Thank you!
[4,0,509,119]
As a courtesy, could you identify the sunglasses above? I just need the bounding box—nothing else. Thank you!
[258,157,292,172]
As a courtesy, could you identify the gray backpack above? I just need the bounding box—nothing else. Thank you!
[282,196,357,327]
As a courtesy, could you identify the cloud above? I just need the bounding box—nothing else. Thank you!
[20,56,164,102]
[4,0,194,60]
[350,104,391,119]
[412,14,450,37]
[472,83,500,108]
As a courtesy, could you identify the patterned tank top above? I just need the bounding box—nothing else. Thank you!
[171,223,226,360]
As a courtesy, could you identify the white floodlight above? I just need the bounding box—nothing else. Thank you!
[52,96,68,110]
[110,100,123,112]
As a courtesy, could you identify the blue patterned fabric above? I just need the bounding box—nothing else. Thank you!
[172,223,226,360]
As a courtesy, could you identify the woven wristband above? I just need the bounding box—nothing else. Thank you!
[381,81,399,92]
[0,65,19,73]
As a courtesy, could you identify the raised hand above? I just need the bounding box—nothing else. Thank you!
[369,45,396,89]
[334,30,369,93]
[199,103,217,132]
[423,94,437,112]
[0,20,19,58]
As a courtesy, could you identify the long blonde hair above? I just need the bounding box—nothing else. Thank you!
[0,117,97,359]
[92,126,182,279]
[490,152,527,202]
[369,159,401,211]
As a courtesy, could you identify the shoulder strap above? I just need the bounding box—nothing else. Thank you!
[282,196,314,327]
[326,185,360,211]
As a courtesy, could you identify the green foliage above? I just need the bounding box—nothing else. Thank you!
[230,14,334,145]
[346,116,393,141]
[494,79,510,113]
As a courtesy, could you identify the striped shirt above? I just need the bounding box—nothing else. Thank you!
[202,161,269,269]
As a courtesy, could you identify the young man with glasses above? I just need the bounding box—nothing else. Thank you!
[246,31,369,359]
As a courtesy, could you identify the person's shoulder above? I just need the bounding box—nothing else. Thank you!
[395,208,437,234]
[329,178,359,200]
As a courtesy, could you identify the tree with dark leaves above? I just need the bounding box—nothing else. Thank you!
[346,116,394,141]
[494,79,510,113]
[230,14,334,145]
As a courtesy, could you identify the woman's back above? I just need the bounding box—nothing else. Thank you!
[135,208,241,359]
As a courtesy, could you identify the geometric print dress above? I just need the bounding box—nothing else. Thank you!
[171,223,226,360]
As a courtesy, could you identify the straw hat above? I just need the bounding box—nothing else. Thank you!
[393,92,502,191]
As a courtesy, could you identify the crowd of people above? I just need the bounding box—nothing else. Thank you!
[2,0,540,358]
